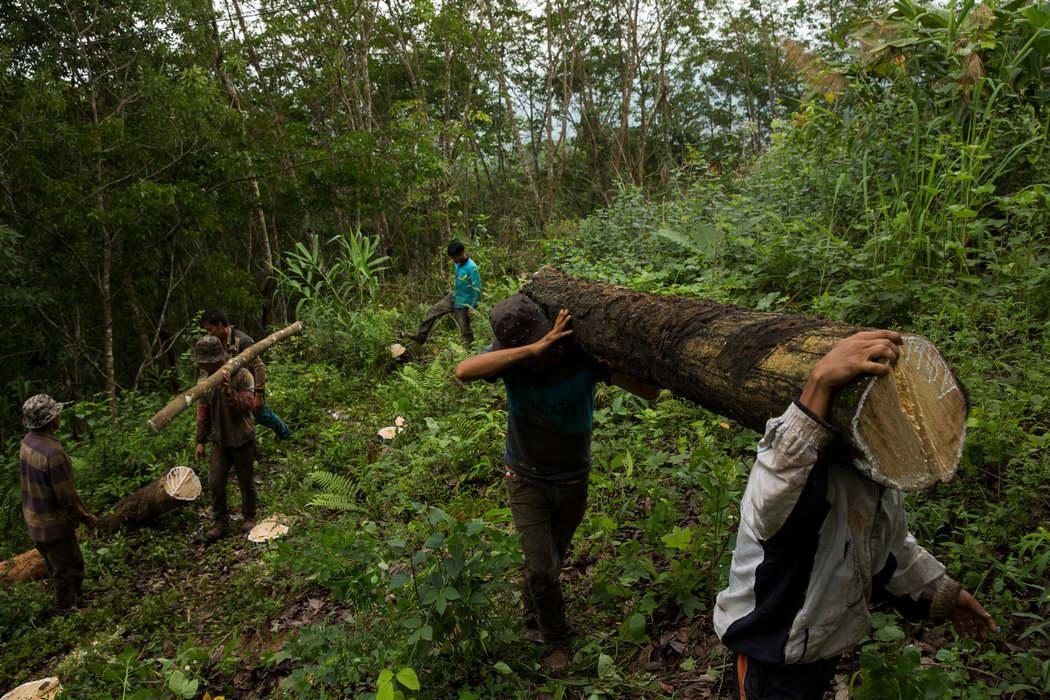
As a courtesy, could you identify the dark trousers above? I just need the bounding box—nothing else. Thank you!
[36,535,85,612]
[733,653,838,700]
[415,294,473,346]
[506,474,588,644]
[210,441,257,522]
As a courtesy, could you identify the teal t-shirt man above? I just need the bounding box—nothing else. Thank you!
[407,239,482,347]
[454,295,658,671]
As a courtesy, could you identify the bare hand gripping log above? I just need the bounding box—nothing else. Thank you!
[521,268,967,491]
[147,321,304,432]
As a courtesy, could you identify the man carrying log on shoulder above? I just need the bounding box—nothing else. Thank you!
[455,295,659,671]
[202,310,292,441]
[193,335,259,542]
[19,394,99,612]
[715,330,997,699]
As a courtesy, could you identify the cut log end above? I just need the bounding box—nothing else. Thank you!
[163,466,202,501]
[849,335,968,490]
[1,677,62,700]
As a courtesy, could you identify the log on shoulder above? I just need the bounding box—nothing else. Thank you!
[0,467,201,585]
[521,267,967,490]
[147,320,304,432]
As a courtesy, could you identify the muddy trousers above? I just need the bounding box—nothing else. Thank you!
[506,475,588,644]
[414,294,473,346]
[210,441,257,523]
[733,653,838,700]
[35,535,85,612]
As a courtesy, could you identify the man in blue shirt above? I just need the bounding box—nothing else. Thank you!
[456,295,658,670]
[407,240,481,347]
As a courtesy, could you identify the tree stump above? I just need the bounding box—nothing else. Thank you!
[521,268,967,490]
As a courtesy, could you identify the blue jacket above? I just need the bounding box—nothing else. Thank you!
[452,258,481,309]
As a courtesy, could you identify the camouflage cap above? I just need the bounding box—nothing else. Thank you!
[22,393,61,430]
[193,335,228,365]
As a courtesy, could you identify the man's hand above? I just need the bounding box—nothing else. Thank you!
[85,513,100,531]
[953,589,998,640]
[253,393,265,411]
[529,308,573,357]
[799,330,903,419]
[195,443,207,463]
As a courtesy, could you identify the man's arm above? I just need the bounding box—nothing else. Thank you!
[227,369,256,414]
[610,372,660,400]
[467,266,481,308]
[746,330,903,540]
[875,497,998,639]
[455,308,573,382]
[49,452,96,527]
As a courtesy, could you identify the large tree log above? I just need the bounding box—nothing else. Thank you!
[0,467,201,585]
[147,320,303,432]
[521,268,967,490]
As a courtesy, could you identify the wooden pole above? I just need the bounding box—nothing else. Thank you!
[521,268,968,490]
[0,467,201,585]
[147,321,303,432]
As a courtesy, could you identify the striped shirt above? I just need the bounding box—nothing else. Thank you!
[19,431,92,543]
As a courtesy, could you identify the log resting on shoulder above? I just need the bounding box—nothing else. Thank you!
[521,267,968,491]
[147,320,303,432]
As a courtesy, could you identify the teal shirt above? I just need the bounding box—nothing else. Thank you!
[453,258,481,309]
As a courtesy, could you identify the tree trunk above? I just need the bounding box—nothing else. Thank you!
[0,467,201,585]
[97,466,202,535]
[147,321,303,432]
[521,268,968,490]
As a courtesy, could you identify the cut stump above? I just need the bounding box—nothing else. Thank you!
[521,267,967,490]
[1,678,62,700]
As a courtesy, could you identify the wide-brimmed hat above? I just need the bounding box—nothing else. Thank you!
[490,294,553,350]
[193,335,227,365]
[22,394,62,430]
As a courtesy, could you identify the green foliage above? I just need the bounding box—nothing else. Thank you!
[276,230,391,315]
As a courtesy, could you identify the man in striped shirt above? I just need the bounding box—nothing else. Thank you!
[19,394,99,612]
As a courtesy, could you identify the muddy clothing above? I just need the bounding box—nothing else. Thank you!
[36,534,85,611]
[20,431,92,543]
[714,402,953,665]
[507,474,588,644]
[495,355,611,484]
[414,295,474,346]
[452,257,481,310]
[222,327,291,439]
[732,653,838,700]
[210,442,257,523]
[196,368,256,447]
[223,327,267,391]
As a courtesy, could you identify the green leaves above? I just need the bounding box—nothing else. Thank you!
[377,666,420,699]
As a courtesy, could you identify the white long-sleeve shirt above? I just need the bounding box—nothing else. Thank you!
[714,402,951,664]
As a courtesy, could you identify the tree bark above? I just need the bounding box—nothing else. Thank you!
[521,268,968,490]
[0,467,201,585]
[147,320,303,432]
[96,466,201,535]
